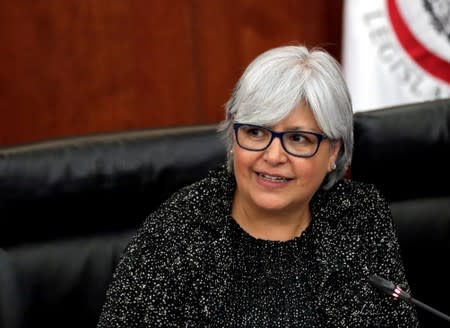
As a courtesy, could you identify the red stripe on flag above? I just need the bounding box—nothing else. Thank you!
[387,0,450,85]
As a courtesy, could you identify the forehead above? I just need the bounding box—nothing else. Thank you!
[269,103,320,131]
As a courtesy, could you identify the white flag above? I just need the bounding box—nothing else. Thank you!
[342,0,450,112]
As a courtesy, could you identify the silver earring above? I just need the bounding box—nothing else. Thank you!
[331,163,336,170]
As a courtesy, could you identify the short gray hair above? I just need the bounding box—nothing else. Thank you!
[219,45,353,189]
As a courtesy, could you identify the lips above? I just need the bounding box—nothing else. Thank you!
[257,172,293,182]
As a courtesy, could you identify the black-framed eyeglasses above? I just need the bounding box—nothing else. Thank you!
[233,123,328,158]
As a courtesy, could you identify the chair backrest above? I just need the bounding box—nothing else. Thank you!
[0,125,227,248]
[0,124,227,328]
[1,99,449,327]
[352,98,450,202]
[352,98,450,328]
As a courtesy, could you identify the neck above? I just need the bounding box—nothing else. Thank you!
[231,192,312,242]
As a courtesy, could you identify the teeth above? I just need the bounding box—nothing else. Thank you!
[260,173,289,182]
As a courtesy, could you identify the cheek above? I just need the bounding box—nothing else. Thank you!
[232,147,260,186]
[233,147,254,173]
[293,158,329,185]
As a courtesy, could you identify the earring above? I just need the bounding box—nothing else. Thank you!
[331,163,336,170]
[230,149,233,154]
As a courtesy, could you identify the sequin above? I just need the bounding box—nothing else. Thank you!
[97,165,419,327]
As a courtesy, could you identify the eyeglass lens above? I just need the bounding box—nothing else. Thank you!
[236,124,321,157]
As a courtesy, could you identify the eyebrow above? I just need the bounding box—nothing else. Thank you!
[270,125,322,133]
[282,126,308,131]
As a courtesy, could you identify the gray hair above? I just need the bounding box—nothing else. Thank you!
[219,45,353,189]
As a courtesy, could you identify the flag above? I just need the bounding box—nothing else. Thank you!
[342,0,450,112]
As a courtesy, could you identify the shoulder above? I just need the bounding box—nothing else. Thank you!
[315,179,389,210]
[116,166,233,274]
[333,179,388,206]
[139,164,234,239]
[161,164,234,216]
[312,179,392,230]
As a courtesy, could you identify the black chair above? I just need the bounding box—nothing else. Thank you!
[1,99,449,327]
[353,98,450,327]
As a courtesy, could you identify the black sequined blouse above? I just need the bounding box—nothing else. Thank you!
[97,165,419,327]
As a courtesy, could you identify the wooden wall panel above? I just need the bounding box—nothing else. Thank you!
[0,0,139,144]
[192,0,240,123]
[0,0,343,146]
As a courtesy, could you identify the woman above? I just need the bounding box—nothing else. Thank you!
[97,45,419,327]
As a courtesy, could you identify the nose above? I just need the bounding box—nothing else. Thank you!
[262,136,288,164]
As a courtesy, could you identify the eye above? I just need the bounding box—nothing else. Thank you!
[286,132,314,144]
[242,126,267,138]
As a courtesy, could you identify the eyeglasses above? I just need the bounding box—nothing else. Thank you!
[233,123,328,158]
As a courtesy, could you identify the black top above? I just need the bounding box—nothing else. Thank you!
[97,165,419,327]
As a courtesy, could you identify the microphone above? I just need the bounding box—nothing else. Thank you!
[369,274,450,323]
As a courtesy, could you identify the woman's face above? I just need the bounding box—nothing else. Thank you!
[232,103,341,214]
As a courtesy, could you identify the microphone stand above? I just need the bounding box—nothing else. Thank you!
[369,274,450,323]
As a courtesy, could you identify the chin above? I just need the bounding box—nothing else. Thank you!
[252,195,291,212]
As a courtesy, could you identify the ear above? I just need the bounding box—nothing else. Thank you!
[328,140,342,172]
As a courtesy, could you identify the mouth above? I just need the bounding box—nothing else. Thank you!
[257,172,293,183]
